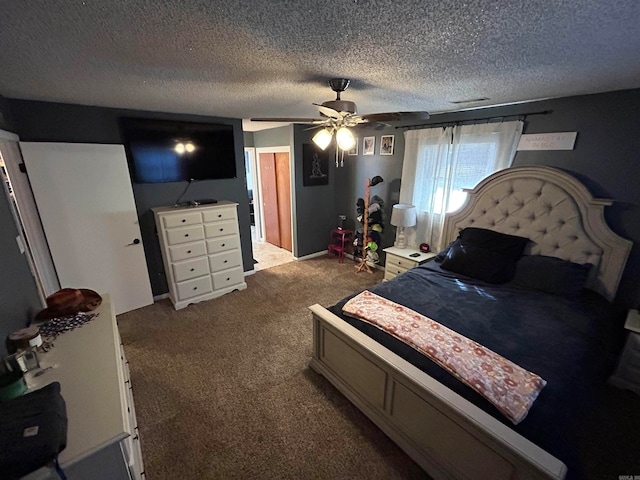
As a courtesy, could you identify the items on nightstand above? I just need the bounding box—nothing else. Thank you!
[383,246,437,281]
[610,309,640,394]
[328,228,353,263]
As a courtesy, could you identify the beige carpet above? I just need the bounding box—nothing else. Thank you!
[118,256,640,480]
[118,257,428,480]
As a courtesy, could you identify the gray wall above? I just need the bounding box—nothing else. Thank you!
[9,99,252,297]
[319,89,639,307]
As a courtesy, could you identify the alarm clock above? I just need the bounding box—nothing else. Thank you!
[419,243,431,253]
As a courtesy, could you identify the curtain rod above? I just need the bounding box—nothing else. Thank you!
[397,109,553,130]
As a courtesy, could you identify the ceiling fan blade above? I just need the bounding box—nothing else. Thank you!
[313,104,344,120]
[358,111,430,123]
[250,117,325,123]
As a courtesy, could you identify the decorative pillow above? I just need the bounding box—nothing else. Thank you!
[441,242,520,283]
[510,255,592,297]
[440,228,529,283]
[434,240,459,263]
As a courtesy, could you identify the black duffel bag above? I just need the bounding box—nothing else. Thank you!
[0,381,68,479]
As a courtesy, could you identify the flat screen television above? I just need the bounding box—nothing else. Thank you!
[120,118,237,183]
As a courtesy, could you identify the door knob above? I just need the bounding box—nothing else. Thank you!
[127,238,141,246]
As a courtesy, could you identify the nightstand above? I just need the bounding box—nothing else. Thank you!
[383,246,437,281]
[610,309,640,394]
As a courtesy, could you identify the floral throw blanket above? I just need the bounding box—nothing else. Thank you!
[342,290,547,424]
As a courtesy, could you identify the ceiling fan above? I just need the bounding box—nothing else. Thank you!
[251,78,429,152]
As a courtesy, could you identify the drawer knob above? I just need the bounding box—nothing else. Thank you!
[226,277,230,281]
[187,250,191,254]
[181,219,186,223]
[190,268,194,272]
[218,214,222,218]
[224,260,228,263]
[221,243,225,247]
[193,286,198,290]
[219,228,224,232]
[185,233,189,237]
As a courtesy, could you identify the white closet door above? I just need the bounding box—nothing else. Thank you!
[20,142,153,314]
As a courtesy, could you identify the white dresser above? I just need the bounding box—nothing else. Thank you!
[383,246,437,281]
[24,295,144,480]
[153,202,247,310]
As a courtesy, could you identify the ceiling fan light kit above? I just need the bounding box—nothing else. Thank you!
[253,78,429,159]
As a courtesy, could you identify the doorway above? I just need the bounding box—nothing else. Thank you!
[252,146,294,271]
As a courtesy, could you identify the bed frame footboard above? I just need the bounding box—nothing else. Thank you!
[309,304,566,480]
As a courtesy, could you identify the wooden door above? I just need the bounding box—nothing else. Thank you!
[259,152,280,247]
[20,142,154,315]
[274,153,292,252]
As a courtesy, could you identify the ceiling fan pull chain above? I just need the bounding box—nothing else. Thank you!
[340,149,345,167]
[335,146,339,167]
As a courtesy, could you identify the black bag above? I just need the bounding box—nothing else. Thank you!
[0,381,68,479]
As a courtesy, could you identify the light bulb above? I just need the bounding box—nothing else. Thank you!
[336,127,355,151]
[312,128,332,151]
[174,143,185,154]
[185,142,195,153]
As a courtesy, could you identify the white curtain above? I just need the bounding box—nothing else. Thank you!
[399,121,523,251]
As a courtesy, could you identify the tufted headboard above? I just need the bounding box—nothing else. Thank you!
[442,166,632,302]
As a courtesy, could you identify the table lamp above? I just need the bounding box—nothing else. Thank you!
[390,204,417,249]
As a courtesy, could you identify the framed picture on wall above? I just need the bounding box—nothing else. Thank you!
[363,136,375,155]
[380,135,394,155]
[302,143,329,186]
[347,138,359,156]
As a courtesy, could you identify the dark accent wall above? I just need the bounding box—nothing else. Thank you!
[319,89,640,307]
[9,100,252,297]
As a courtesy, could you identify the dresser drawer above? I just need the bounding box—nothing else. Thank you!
[166,225,205,246]
[202,207,236,223]
[204,220,238,239]
[206,235,240,254]
[386,253,417,270]
[162,211,201,229]
[386,264,409,277]
[176,276,213,301]
[168,241,206,262]
[172,257,210,283]
[212,267,244,290]
[209,251,242,272]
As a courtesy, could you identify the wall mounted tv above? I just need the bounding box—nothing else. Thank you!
[120,118,237,183]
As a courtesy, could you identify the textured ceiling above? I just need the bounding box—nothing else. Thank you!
[1,0,639,128]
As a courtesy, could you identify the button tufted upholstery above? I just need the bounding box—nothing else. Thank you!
[442,167,632,302]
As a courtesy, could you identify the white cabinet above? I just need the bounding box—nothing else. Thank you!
[610,309,640,394]
[23,295,144,479]
[383,246,436,281]
[153,202,247,310]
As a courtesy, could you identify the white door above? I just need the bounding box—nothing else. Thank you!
[20,142,153,314]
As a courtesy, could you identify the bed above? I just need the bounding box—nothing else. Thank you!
[308,166,632,480]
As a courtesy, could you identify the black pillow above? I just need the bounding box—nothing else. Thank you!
[440,227,529,283]
[434,240,459,263]
[441,242,521,283]
[510,255,592,298]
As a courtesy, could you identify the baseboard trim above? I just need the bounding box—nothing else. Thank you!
[244,269,256,277]
[294,250,328,261]
[153,293,169,301]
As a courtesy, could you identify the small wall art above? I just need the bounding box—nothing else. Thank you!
[347,138,359,156]
[380,135,394,155]
[363,136,375,155]
[302,143,329,186]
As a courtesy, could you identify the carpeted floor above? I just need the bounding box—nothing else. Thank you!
[118,256,640,480]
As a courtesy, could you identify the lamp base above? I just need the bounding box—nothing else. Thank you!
[395,227,408,249]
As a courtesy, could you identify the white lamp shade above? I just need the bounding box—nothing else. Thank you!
[335,127,356,150]
[312,128,333,150]
[390,204,417,227]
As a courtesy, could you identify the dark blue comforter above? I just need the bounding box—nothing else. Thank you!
[330,263,626,479]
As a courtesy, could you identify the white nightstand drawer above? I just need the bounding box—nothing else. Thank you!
[166,225,205,246]
[176,275,213,301]
[172,257,210,282]
[386,264,409,277]
[168,241,207,262]
[162,211,202,229]
[386,254,416,270]
[204,220,238,239]
[206,235,240,254]
[202,208,236,223]
[209,251,242,272]
[627,332,640,354]
[212,267,244,289]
